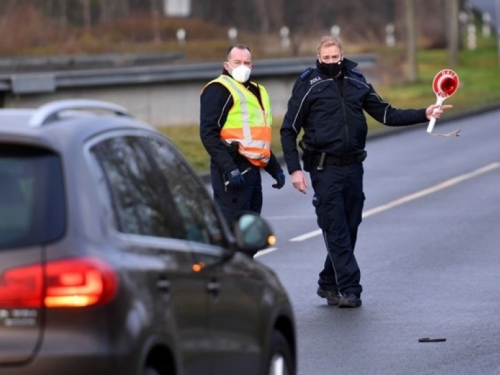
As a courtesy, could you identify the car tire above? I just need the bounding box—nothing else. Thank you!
[267,330,295,375]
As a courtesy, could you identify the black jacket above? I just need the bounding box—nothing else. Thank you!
[200,70,282,178]
[280,58,428,173]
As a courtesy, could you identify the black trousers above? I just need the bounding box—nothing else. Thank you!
[210,160,262,227]
[310,163,365,296]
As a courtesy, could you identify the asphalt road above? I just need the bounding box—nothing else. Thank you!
[255,109,500,374]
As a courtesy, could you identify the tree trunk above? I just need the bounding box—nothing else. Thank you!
[405,0,418,82]
[82,0,91,33]
[448,0,459,67]
[98,0,109,22]
[59,0,67,28]
[151,0,161,44]
[254,0,270,35]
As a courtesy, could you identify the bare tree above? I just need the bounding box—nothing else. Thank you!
[267,0,285,32]
[405,0,418,82]
[98,0,132,23]
[151,0,162,44]
[82,0,91,33]
[0,0,21,13]
[98,0,110,22]
[447,0,460,67]
[0,0,468,56]
[59,0,67,28]
[254,0,270,35]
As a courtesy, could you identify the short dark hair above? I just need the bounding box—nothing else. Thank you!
[226,44,251,59]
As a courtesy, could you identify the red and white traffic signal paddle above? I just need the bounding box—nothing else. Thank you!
[427,69,459,134]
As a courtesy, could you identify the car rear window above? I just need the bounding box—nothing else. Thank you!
[0,144,65,249]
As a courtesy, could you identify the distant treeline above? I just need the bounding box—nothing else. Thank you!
[0,0,470,55]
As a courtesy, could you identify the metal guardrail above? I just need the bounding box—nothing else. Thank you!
[0,53,376,95]
[0,51,185,73]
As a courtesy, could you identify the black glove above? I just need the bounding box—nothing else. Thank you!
[225,168,245,188]
[272,171,286,189]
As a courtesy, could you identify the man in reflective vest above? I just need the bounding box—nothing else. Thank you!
[200,44,285,232]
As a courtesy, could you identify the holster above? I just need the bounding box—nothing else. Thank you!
[223,141,240,158]
[301,154,313,172]
[299,140,315,172]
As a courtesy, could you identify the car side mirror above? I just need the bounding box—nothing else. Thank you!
[232,213,276,254]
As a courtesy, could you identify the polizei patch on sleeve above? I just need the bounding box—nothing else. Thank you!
[300,68,313,80]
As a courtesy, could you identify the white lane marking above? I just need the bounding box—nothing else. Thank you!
[290,162,500,242]
[255,247,278,258]
[290,229,322,242]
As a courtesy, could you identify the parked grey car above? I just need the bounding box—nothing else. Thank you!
[0,100,296,375]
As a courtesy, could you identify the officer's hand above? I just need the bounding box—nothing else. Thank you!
[272,171,286,189]
[225,168,245,188]
[426,103,453,120]
[291,170,309,194]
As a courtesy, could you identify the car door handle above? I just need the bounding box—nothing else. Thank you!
[156,278,171,295]
[206,280,220,295]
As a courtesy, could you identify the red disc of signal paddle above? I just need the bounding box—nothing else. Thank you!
[432,69,459,98]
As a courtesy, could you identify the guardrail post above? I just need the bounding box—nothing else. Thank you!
[386,24,395,47]
[176,28,186,45]
[280,27,290,50]
[228,28,238,43]
[330,25,340,38]
[482,12,491,38]
[467,24,476,50]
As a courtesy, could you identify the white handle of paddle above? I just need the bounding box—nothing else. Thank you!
[427,96,445,134]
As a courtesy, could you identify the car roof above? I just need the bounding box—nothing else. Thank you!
[0,99,157,151]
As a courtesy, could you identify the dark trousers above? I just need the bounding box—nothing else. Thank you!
[310,163,364,296]
[210,161,262,227]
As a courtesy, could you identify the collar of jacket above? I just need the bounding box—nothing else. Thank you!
[342,58,358,70]
[315,57,359,79]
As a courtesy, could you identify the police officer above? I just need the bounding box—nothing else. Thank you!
[200,44,285,236]
[280,36,451,307]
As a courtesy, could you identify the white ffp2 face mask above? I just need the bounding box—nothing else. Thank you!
[230,64,251,83]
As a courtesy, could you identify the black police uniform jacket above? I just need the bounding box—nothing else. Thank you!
[280,58,428,173]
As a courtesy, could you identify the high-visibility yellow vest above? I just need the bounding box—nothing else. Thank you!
[208,75,273,167]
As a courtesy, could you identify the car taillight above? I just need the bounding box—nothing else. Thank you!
[0,258,118,308]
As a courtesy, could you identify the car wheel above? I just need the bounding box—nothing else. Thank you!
[267,330,295,375]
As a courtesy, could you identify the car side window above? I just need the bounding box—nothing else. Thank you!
[143,137,226,247]
[90,136,185,238]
